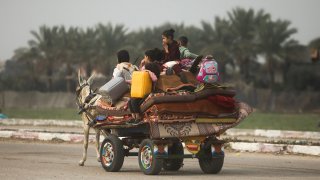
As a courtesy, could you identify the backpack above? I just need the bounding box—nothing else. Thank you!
[196,59,219,84]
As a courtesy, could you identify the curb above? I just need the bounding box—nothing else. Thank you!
[0,119,82,127]
[229,142,320,156]
[0,129,319,156]
[226,129,320,140]
[0,130,95,143]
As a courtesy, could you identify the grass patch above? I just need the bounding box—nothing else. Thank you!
[2,108,81,120]
[237,112,320,132]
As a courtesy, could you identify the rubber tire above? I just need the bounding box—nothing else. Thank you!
[163,142,184,171]
[198,142,224,174]
[100,134,125,172]
[138,139,163,175]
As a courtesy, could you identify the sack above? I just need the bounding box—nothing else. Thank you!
[131,71,152,98]
[156,75,185,92]
[163,61,182,75]
[121,66,138,81]
[116,62,138,81]
[99,77,129,104]
[179,71,198,85]
[196,59,219,84]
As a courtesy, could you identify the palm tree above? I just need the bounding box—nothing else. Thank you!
[309,37,320,49]
[95,23,128,76]
[28,25,60,91]
[257,19,297,88]
[227,8,270,83]
[199,17,235,80]
[255,19,297,111]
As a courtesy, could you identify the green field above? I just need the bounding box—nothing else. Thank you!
[2,108,320,131]
[2,108,81,120]
[237,112,320,132]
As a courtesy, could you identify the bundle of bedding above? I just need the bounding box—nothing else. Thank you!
[95,87,239,126]
[149,102,252,138]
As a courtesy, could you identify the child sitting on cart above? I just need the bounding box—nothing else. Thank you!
[113,49,138,83]
[127,50,161,125]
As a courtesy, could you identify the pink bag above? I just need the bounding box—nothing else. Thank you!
[196,58,219,83]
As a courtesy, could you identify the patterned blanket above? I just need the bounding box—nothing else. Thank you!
[148,102,253,138]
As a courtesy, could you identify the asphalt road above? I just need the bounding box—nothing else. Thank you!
[0,140,319,180]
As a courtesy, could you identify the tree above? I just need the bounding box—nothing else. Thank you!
[95,23,128,76]
[200,17,235,80]
[309,37,320,49]
[28,25,64,91]
[227,8,270,83]
[257,19,297,88]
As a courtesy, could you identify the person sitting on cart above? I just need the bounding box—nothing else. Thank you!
[139,49,153,70]
[161,29,185,75]
[127,50,161,125]
[178,36,198,60]
[162,28,180,63]
[178,36,203,74]
[113,49,138,83]
[152,47,164,70]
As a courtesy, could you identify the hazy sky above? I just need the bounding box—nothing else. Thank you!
[1,0,319,60]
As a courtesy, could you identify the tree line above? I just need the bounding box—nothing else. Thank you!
[1,7,320,92]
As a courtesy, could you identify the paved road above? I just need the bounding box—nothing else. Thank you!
[0,140,319,180]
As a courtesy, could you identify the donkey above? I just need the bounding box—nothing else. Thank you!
[76,70,104,166]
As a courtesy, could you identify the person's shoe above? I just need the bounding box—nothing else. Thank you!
[132,119,142,125]
[126,118,141,125]
[126,118,136,125]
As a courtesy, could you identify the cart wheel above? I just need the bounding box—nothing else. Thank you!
[163,142,184,171]
[100,134,124,172]
[198,141,224,174]
[138,139,163,175]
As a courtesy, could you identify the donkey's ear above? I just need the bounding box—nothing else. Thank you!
[87,72,96,85]
[78,69,84,86]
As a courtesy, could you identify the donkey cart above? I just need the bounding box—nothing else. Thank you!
[97,123,224,175]
[93,91,252,175]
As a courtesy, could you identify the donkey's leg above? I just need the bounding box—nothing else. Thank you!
[94,128,101,162]
[79,124,90,166]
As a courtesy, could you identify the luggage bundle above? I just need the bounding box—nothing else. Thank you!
[93,55,252,132]
[99,77,129,105]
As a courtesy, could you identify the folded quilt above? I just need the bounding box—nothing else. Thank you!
[144,99,236,117]
[140,89,236,112]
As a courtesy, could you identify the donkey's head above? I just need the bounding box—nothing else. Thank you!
[76,70,93,104]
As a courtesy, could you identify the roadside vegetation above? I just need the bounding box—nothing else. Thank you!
[2,108,319,132]
[238,112,320,132]
[1,7,319,94]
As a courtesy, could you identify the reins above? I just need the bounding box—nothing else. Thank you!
[76,82,98,124]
